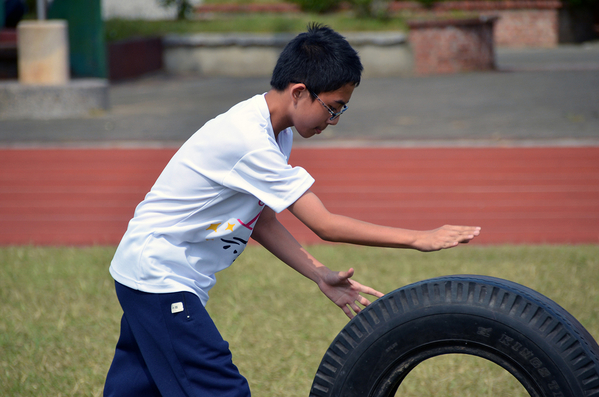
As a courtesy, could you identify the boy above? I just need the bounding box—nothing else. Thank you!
[104,24,480,397]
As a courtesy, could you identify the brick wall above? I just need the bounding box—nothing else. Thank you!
[392,1,562,47]
[408,17,497,75]
[480,9,559,47]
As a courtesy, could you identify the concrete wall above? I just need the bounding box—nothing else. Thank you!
[162,32,412,77]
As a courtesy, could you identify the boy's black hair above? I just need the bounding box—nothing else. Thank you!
[270,23,363,95]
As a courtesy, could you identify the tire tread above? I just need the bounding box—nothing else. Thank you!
[310,275,599,397]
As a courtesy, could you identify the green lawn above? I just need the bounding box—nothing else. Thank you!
[1,244,598,396]
[104,13,409,42]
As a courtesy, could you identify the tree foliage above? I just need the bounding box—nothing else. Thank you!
[157,0,194,20]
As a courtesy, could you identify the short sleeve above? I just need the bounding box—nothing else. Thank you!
[223,147,314,213]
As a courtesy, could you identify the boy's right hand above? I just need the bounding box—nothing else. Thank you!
[317,267,384,319]
[413,225,481,252]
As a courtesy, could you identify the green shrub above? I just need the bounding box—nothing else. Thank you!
[157,0,194,20]
[563,0,599,7]
[415,0,437,8]
[347,0,392,18]
[290,0,342,14]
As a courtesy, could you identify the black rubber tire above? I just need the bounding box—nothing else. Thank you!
[309,275,599,397]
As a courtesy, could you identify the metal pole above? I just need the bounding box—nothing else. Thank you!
[37,0,46,20]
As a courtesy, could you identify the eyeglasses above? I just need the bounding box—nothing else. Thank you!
[310,91,348,121]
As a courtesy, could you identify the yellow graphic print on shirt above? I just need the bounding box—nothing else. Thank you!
[205,200,265,255]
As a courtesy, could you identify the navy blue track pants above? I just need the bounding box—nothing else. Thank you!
[104,282,251,397]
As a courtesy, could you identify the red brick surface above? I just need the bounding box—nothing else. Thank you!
[390,1,562,11]
[408,18,496,75]
[1,147,597,246]
[483,9,559,46]
[397,1,561,47]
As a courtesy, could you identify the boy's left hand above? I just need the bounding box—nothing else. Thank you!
[413,225,481,252]
[317,268,384,319]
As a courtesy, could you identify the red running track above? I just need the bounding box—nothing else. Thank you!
[1,147,598,246]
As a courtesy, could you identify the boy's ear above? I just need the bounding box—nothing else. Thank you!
[290,83,308,103]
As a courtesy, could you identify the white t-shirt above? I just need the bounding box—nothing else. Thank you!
[110,94,315,305]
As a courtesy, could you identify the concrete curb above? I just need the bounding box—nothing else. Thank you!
[0,78,109,119]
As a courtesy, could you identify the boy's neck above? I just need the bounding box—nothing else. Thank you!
[264,88,293,139]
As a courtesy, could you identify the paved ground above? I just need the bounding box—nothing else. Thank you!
[1,43,598,147]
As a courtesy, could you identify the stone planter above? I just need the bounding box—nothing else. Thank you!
[408,16,498,75]
[162,32,412,77]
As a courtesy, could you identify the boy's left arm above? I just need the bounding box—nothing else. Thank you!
[251,206,384,319]
[287,190,480,252]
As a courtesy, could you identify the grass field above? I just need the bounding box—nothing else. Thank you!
[1,244,598,396]
[104,14,409,42]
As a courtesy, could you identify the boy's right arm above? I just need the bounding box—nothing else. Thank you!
[251,206,384,319]
[287,190,481,252]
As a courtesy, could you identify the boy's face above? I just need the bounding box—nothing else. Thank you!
[293,83,355,139]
